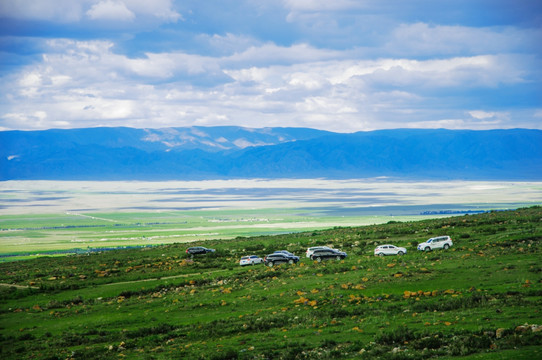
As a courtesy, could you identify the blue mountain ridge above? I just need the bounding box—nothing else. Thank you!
[1,127,541,180]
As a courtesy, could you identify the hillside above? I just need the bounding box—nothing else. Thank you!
[2,127,541,180]
[1,207,541,359]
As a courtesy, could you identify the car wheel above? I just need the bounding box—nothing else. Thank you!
[336,255,341,261]
[316,257,322,262]
[251,261,255,265]
[398,251,404,256]
[424,247,431,252]
[443,244,449,250]
[288,259,294,265]
[378,253,384,257]
[267,262,274,267]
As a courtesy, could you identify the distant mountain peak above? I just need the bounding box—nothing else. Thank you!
[1,127,540,180]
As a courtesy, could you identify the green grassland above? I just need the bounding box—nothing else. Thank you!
[1,207,541,359]
[0,209,450,259]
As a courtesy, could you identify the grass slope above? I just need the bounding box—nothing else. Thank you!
[0,207,541,359]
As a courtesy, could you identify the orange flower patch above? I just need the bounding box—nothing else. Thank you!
[293,296,309,305]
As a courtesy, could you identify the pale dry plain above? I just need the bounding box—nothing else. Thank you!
[1,179,541,256]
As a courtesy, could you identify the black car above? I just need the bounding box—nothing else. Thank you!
[264,253,299,267]
[186,246,215,255]
[273,250,297,257]
[310,248,347,262]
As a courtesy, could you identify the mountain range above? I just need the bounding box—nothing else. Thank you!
[1,127,541,180]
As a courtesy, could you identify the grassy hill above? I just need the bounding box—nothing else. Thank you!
[1,207,541,359]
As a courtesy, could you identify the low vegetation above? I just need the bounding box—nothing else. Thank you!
[1,207,541,359]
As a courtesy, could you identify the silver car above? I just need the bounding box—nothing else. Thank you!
[239,255,263,266]
[374,244,407,256]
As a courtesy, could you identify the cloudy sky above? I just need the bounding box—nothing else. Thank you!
[0,0,540,132]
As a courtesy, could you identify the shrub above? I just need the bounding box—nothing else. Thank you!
[377,326,416,345]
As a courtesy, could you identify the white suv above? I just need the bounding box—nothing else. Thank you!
[417,236,453,252]
[374,244,407,256]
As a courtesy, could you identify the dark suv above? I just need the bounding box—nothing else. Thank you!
[310,248,347,262]
[186,246,215,255]
[264,252,299,267]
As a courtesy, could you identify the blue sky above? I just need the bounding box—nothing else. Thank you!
[0,0,540,132]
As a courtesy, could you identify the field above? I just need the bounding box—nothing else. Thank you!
[0,206,541,359]
[2,180,541,260]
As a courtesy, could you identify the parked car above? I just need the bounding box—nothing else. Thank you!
[374,244,407,256]
[239,255,263,266]
[264,252,299,267]
[306,246,331,258]
[186,246,215,255]
[272,250,300,262]
[417,236,453,251]
[274,250,297,257]
[310,248,347,262]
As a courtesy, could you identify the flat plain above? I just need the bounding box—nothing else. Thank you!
[1,180,541,259]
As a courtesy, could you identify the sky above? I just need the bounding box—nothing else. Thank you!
[0,0,541,133]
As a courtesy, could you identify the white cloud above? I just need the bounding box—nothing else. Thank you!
[283,0,362,12]
[0,0,181,23]
[87,0,135,21]
[0,0,86,22]
[386,23,541,56]
[123,0,182,22]
[469,110,499,120]
[224,43,342,67]
[1,31,539,132]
